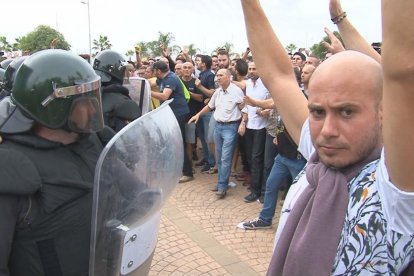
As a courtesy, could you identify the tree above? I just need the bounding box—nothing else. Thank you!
[148,31,176,57]
[133,41,152,58]
[285,43,297,54]
[125,49,134,60]
[12,37,22,51]
[92,35,112,56]
[310,31,343,60]
[19,25,70,54]
[186,43,200,57]
[0,36,12,52]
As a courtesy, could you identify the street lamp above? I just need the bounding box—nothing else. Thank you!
[81,0,92,64]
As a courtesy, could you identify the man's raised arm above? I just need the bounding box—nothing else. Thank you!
[382,0,414,192]
[329,0,381,63]
[240,0,308,144]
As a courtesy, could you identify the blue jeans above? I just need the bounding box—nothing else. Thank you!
[197,111,215,167]
[259,154,306,224]
[214,122,239,192]
[262,133,279,194]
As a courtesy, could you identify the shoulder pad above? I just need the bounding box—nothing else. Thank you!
[0,148,41,195]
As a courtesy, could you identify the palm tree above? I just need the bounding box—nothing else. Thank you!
[186,43,200,56]
[12,37,22,51]
[222,41,234,53]
[134,41,152,58]
[213,42,234,55]
[285,43,297,54]
[125,49,134,60]
[0,36,12,53]
[92,35,112,56]
[157,31,175,48]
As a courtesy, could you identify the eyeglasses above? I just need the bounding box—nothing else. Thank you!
[182,66,192,69]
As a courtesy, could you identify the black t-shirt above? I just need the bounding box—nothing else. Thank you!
[181,77,204,116]
[276,118,302,159]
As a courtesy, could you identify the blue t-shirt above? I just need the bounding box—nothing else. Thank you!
[199,69,216,98]
[158,72,189,118]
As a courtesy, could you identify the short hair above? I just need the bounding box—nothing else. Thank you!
[200,55,212,70]
[293,51,306,61]
[175,55,186,63]
[217,49,229,58]
[235,59,248,77]
[152,61,169,73]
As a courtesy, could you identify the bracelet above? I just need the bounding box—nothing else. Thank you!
[331,12,347,24]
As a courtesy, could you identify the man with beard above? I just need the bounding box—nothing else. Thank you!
[241,0,414,275]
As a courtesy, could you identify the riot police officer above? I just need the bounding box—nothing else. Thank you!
[0,56,28,100]
[93,49,141,132]
[0,49,105,276]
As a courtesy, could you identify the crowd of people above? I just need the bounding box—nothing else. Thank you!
[1,0,414,274]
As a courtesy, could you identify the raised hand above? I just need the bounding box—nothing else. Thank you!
[322,27,345,54]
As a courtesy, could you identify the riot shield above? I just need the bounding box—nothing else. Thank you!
[123,77,151,116]
[90,100,183,276]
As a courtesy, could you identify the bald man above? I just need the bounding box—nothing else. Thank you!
[300,64,316,96]
[189,69,246,199]
[242,0,414,275]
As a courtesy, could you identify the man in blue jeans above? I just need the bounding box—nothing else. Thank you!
[242,117,306,229]
[189,69,245,198]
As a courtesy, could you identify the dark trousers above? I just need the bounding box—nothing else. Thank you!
[244,127,266,195]
[176,114,193,177]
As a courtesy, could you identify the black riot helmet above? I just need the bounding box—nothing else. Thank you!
[9,49,104,133]
[2,56,28,92]
[93,50,128,85]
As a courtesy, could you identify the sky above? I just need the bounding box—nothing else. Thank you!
[3,0,381,58]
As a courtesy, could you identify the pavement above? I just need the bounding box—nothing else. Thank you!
[149,163,284,276]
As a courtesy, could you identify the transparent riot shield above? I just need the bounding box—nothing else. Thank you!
[90,100,183,276]
[123,77,151,116]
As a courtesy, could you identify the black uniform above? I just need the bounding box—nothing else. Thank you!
[0,132,103,276]
[101,84,141,132]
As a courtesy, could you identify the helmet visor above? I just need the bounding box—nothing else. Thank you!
[67,89,104,133]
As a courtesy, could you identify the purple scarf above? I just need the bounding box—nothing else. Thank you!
[267,147,382,276]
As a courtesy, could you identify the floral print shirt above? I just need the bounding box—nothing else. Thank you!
[275,119,414,275]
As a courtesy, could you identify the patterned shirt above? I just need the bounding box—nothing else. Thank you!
[275,118,414,275]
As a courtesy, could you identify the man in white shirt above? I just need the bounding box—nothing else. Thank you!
[189,69,246,199]
[241,0,414,275]
[243,61,269,203]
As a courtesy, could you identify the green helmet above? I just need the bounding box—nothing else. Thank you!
[11,49,104,133]
[2,56,28,92]
[93,49,128,84]
[0,68,5,82]
[0,59,13,69]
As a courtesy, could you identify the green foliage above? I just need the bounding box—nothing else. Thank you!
[19,25,70,54]
[0,36,12,52]
[186,44,200,56]
[212,42,234,56]
[92,35,112,56]
[285,43,297,54]
[310,31,344,60]
[125,49,134,60]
